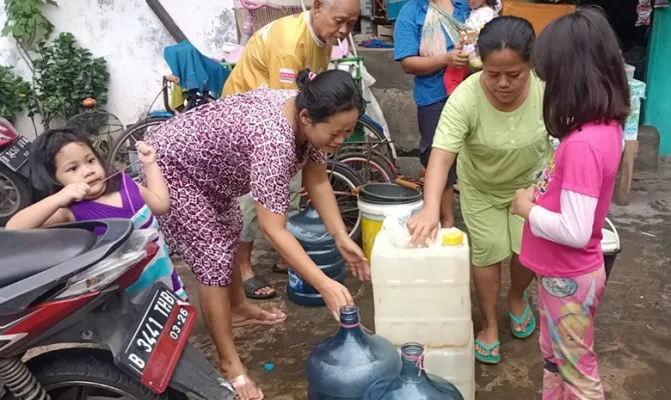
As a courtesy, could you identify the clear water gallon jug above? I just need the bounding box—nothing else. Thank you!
[286,205,346,306]
[363,342,465,400]
[306,305,402,400]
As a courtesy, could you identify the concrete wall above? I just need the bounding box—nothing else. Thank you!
[644,8,671,156]
[358,47,419,156]
[0,0,237,139]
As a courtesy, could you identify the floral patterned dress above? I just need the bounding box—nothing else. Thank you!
[145,89,326,287]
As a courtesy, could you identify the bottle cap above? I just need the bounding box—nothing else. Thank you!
[442,230,464,246]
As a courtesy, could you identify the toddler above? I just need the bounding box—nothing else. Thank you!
[6,129,187,300]
[444,0,501,94]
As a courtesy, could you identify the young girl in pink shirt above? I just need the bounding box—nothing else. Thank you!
[511,7,630,400]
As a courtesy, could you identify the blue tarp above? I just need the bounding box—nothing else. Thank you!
[163,40,230,98]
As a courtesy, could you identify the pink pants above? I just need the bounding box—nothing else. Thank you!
[538,266,607,400]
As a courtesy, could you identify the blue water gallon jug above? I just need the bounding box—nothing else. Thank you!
[363,342,465,400]
[306,305,402,399]
[286,205,346,306]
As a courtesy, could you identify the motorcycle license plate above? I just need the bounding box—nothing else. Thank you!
[117,283,197,394]
[0,136,30,172]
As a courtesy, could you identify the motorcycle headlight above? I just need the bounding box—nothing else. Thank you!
[54,229,158,299]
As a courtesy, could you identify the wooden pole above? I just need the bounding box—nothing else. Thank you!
[146,0,189,43]
[614,140,638,206]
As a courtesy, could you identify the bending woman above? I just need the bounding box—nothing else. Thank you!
[408,17,553,364]
[145,69,369,400]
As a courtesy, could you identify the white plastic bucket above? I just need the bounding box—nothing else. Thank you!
[357,183,423,262]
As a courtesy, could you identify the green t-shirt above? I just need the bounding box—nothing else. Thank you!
[433,72,553,208]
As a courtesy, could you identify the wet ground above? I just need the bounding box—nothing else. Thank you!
[177,160,671,400]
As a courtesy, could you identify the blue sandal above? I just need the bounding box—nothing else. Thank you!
[474,339,501,365]
[509,293,536,339]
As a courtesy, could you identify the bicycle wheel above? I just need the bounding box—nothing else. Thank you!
[108,116,171,180]
[300,160,363,243]
[335,150,395,184]
[343,116,397,168]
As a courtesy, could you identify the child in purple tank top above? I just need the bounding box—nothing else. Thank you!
[6,128,187,300]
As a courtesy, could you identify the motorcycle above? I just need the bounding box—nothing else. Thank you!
[0,219,236,400]
[0,119,32,227]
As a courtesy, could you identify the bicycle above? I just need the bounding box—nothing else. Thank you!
[107,72,215,176]
[237,0,399,168]
[109,4,398,240]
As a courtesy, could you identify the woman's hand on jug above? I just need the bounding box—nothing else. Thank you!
[407,207,440,248]
[319,279,355,322]
[334,231,370,281]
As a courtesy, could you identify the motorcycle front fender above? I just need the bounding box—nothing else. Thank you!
[34,287,235,400]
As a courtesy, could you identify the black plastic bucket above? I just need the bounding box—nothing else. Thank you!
[602,218,620,282]
[358,183,423,205]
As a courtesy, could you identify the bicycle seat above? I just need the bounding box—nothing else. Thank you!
[0,229,97,288]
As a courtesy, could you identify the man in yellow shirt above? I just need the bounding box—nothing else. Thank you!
[226,0,360,301]
[224,0,360,95]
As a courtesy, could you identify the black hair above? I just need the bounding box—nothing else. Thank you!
[485,0,499,9]
[532,6,630,139]
[295,69,365,123]
[478,16,535,63]
[29,128,121,195]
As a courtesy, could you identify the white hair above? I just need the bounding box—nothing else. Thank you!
[318,0,360,9]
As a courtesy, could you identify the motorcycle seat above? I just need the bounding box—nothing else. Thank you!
[0,228,97,287]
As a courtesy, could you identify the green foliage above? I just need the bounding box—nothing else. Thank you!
[32,32,110,128]
[1,0,58,51]
[0,66,33,122]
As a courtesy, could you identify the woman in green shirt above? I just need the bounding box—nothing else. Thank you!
[408,16,553,364]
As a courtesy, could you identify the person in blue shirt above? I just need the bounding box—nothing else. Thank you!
[394,0,470,228]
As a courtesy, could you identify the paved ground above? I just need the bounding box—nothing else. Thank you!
[177,159,671,400]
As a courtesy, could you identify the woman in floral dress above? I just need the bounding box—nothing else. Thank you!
[144,69,369,400]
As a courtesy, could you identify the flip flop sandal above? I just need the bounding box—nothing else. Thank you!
[272,264,289,274]
[509,293,537,339]
[474,339,501,365]
[232,306,287,328]
[243,276,276,300]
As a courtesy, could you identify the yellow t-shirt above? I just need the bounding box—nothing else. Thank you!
[223,11,332,95]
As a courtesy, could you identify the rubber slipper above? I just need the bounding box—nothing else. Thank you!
[474,339,501,365]
[231,374,264,399]
[272,264,289,274]
[232,306,287,328]
[509,293,537,339]
[243,276,276,300]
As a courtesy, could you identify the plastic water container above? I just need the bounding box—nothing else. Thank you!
[602,218,621,281]
[363,342,465,400]
[371,220,474,399]
[286,205,346,306]
[357,183,423,262]
[306,305,402,400]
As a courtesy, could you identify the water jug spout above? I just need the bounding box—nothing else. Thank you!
[399,342,428,383]
[335,305,365,341]
[339,305,360,326]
